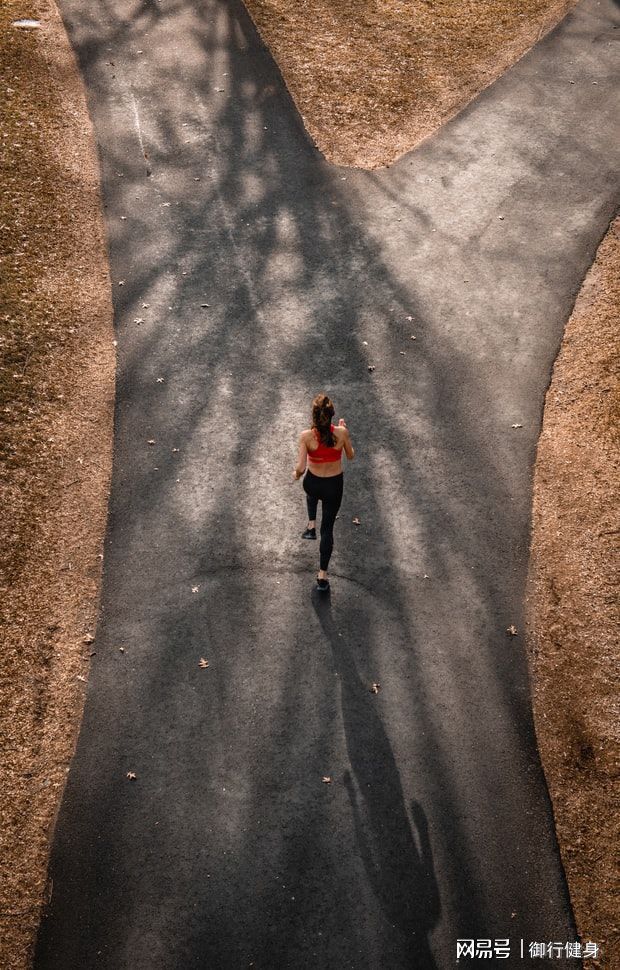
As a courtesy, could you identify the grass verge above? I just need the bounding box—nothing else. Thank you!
[527,218,619,969]
[0,3,114,967]
[243,0,576,167]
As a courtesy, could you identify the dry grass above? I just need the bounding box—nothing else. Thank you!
[527,218,619,969]
[243,0,576,168]
[0,2,114,967]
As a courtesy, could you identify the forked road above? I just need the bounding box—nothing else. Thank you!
[36,1,618,967]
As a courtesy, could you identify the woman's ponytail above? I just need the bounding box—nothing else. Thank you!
[311,393,335,447]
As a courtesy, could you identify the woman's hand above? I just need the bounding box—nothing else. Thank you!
[292,467,303,481]
[338,418,347,429]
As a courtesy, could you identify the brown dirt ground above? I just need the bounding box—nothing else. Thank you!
[1,0,615,967]
[243,0,577,168]
[0,2,114,968]
[526,218,619,969]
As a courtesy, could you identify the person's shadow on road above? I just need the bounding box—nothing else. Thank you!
[312,589,441,969]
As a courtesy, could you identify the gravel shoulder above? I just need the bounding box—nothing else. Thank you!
[0,3,114,968]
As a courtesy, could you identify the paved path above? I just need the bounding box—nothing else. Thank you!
[36,1,618,967]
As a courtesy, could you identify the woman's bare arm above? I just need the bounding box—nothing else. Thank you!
[337,419,355,460]
[342,428,355,460]
[293,432,308,479]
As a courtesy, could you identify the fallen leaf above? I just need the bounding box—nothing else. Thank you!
[117,280,125,286]
[126,771,137,780]
[362,340,368,346]
[199,658,209,668]
[370,683,381,694]
[134,318,144,324]
[83,633,95,643]
[406,315,414,321]
[172,448,179,453]
[352,517,361,525]
[191,585,200,593]
[76,675,87,683]
[399,351,406,355]
[367,365,375,372]
[200,303,210,308]
[142,303,150,308]
[119,647,125,653]
[322,776,332,784]
[156,377,165,383]
[506,625,518,637]
[511,423,523,429]
[161,202,172,207]
[147,439,155,445]
[410,335,417,340]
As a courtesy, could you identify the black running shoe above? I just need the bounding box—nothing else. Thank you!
[302,527,317,540]
[316,577,330,592]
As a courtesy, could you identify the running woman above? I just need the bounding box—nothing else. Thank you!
[292,393,355,591]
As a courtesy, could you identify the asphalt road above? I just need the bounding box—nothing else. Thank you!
[35,1,619,967]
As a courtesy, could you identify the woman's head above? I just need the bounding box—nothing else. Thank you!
[312,393,335,445]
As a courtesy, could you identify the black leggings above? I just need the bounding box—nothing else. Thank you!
[303,470,344,571]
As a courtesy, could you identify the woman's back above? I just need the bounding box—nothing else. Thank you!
[307,424,343,463]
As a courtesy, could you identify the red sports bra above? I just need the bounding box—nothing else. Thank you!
[308,424,342,463]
